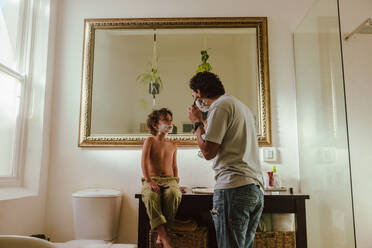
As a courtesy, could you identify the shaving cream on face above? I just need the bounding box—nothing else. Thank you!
[158,124,173,134]
[195,98,209,112]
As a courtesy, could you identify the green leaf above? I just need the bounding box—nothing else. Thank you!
[196,49,212,74]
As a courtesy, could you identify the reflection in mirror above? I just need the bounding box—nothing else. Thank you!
[91,28,258,135]
[79,18,271,147]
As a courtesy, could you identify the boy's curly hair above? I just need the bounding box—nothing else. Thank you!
[146,108,173,136]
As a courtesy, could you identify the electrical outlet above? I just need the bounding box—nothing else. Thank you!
[262,147,277,162]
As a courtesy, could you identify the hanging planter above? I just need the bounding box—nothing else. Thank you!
[196,49,212,73]
[137,30,163,106]
[148,69,161,97]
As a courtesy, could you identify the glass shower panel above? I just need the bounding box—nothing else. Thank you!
[294,0,355,247]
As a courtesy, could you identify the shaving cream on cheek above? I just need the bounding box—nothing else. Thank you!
[158,124,173,134]
[195,98,209,112]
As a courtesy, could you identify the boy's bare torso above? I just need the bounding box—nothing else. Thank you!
[147,137,176,177]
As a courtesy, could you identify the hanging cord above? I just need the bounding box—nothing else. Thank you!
[152,29,157,71]
[203,32,207,51]
[151,29,157,106]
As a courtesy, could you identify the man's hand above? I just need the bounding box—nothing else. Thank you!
[187,105,203,124]
[147,181,160,193]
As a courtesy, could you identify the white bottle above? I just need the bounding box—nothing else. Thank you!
[273,166,281,188]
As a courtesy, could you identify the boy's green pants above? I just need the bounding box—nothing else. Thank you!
[141,176,182,229]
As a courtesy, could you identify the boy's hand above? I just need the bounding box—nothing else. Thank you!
[147,181,161,193]
[179,186,187,194]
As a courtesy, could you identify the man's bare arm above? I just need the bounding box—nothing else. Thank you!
[195,125,220,160]
[187,104,220,160]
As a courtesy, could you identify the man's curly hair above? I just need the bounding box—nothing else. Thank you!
[146,108,173,136]
[190,71,225,98]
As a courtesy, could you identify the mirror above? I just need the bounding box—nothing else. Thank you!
[79,18,271,146]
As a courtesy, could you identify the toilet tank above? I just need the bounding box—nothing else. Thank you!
[72,189,122,241]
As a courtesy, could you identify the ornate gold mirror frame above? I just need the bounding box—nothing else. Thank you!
[79,17,271,147]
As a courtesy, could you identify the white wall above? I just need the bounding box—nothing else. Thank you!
[339,0,372,247]
[44,0,313,243]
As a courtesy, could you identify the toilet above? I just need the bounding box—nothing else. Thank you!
[56,188,136,248]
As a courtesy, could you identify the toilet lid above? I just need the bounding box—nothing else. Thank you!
[65,240,110,244]
[111,245,137,248]
[72,189,121,198]
[54,240,137,248]
[55,240,112,248]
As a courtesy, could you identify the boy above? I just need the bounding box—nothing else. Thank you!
[141,108,182,248]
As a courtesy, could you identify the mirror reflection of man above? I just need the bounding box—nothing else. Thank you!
[187,71,265,248]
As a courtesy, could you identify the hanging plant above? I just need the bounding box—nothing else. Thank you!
[136,31,163,106]
[136,63,164,95]
[196,49,212,73]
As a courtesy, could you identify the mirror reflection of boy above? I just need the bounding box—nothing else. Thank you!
[141,108,184,248]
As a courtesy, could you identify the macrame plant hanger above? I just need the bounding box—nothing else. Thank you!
[149,29,159,107]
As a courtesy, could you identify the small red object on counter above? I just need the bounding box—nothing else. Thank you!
[267,171,274,187]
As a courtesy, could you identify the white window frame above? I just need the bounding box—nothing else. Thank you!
[0,0,35,187]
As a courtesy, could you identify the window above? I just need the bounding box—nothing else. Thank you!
[0,0,32,183]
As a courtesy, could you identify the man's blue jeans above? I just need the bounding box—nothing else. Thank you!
[211,184,264,248]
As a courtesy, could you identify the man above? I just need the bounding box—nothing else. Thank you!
[187,71,264,248]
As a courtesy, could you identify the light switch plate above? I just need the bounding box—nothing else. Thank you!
[262,147,277,162]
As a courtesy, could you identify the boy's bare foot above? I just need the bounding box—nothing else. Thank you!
[156,225,173,248]
[160,238,173,248]
[156,235,162,246]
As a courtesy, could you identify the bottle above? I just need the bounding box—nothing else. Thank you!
[267,171,274,188]
[273,166,281,188]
